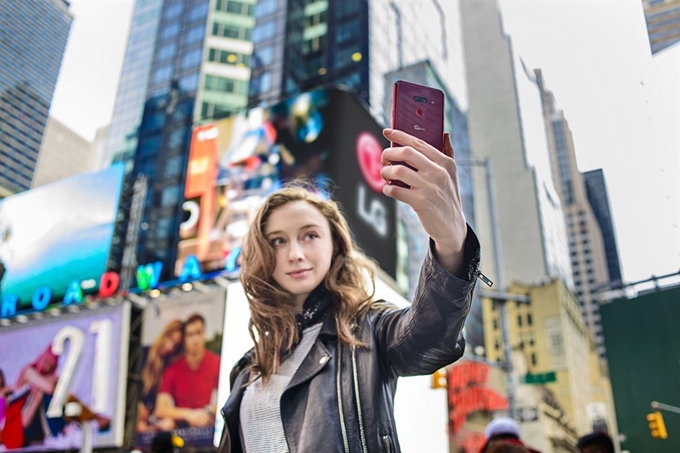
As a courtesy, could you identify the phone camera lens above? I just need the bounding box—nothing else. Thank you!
[413,96,428,103]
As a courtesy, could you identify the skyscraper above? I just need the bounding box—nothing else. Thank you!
[583,169,623,286]
[642,0,680,55]
[460,0,572,290]
[32,117,94,188]
[248,0,468,127]
[0,0,73,194]
[536,70,612,358]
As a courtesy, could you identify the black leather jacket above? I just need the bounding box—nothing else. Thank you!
[218,228,480,453]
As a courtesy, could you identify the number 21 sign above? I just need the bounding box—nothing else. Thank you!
[0,303,130,451]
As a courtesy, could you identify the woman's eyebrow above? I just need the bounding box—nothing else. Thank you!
[265,224,322,237]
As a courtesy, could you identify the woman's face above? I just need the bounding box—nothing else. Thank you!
[160,330,182,356]
[265,201,334,307]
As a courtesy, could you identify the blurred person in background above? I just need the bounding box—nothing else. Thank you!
[576,431,615,453]
[137,319,184,433]
[217,128,479,452]
[481,417,540,453]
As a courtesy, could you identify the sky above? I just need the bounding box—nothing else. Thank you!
[49,0,679,285]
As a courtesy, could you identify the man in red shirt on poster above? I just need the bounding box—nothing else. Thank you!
[154,313,220,429]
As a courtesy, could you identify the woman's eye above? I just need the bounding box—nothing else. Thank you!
[305,232,318,240]
[270,237,284,246]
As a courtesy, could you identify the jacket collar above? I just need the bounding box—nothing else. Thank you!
[319,310,338,337]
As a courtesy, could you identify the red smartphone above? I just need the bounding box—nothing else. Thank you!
[390,80,445,188]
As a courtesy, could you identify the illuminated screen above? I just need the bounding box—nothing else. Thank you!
[0,164,125,311]
[0,303,130,450]
[176,88,397,279]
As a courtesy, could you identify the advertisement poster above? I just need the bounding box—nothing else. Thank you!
[0,164,124,313]
[135,288,226,449]
[176,88,398,280]
[0,303,130,450]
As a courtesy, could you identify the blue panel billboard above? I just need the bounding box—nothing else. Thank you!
[0,164,124,315]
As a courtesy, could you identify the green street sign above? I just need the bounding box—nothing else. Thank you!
[524,371,557,384]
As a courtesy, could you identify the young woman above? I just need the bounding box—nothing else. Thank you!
[137,319,184,433]
[218,128,482,453]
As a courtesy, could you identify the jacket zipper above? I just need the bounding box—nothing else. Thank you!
[337,342,351,453]
[352,345,368,453]
[382,435,392,453]
[475,269,493,287]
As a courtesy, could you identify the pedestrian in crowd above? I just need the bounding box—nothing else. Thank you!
[481,417,541,453]
[576,431,615,453]
[217,128,482,452]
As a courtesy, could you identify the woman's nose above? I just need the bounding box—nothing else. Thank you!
[287,242,304,262]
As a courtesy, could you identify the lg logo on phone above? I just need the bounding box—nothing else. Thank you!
[414,125,426,131]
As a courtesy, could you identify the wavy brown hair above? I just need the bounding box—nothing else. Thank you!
[240,183,378,381]
[141,319,183,396]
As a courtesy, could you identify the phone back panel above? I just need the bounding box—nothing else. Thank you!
[391,80,445,151]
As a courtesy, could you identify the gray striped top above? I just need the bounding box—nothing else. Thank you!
[240,323,323,453]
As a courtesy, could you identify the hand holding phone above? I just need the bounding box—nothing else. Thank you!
[389,80,445,188]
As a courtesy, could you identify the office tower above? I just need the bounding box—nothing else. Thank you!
[32,117,94,188]
[248,0,467,126]
[126,0,256,279]
[481,279,618,437]
[460,0,572,290]
[536,70,612,357]
[104,0,163,169]
[107,0,257,170]
[642,0,680,55]
[583,169,623,286]
[0,0,73,194]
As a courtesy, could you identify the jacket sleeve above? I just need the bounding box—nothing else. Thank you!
[374,224,479,377]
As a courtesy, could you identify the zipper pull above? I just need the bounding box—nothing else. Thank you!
[475,270,493,287]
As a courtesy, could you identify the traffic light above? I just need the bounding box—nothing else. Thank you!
[647,411,668,439]
[432,368,447,389]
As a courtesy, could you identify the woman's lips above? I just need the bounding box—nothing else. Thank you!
[287,269,311,278]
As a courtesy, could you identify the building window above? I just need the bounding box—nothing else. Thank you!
[184,24,206,46]
[255,0,276,18]
[161,185,182,207]
[152,64,174,85]
[527,314,533,326]
[529,332,535,346]
[494,337,500,350]
[179,71,200,91]
[181,48,203,70]
[252,19,276,43]
[164,3,184,20]
[531,353,537,366]
[253,45,274,67]
[157,43,178,62]
[160,23,181,41]
[517,314,523,328]
[188,2,209,22]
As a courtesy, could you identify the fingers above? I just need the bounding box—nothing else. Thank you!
[380,145,431,169]
[380,162,426,189]
[383,128,449,165]
[443,132,455,159]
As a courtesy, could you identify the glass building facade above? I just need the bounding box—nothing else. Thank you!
[583,169,623,286]
[0,0,72,193]
[249,0,370,108]
[104,0,163,170]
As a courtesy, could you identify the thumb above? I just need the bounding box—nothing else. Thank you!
[443,132,455,159]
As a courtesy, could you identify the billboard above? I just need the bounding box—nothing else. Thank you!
[0,164,125,315]
[135,288,226,449]
[0,303,130,450]
[601,285,680,453]
[175,88,398,280]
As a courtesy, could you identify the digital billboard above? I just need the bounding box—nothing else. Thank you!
[0,303,130,450]
[0,164,125,315]
[135,288,226,449]
[175,88,398,280]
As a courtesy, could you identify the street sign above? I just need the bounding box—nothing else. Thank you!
[524,371,557,384]
[517,406,539,423]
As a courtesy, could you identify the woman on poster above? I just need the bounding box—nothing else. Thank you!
[218,129,482,452]
[137,319,184,433]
